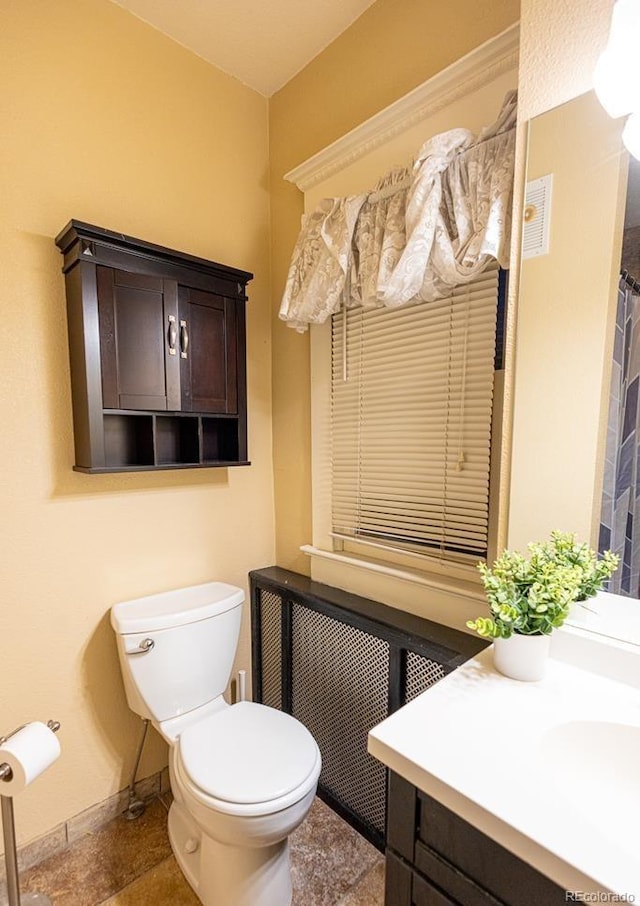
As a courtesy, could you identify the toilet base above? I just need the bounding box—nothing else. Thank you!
[200,832,292,906]
[168,800,292,906]
[168,801,201,896]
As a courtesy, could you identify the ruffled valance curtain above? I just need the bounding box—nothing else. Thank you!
[279,91,517,331]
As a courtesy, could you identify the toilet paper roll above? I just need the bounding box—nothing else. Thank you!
[0,721,61,795]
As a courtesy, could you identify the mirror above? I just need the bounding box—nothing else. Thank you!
[517,90,640,647]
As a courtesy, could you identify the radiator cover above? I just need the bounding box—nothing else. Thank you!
[250,567,485,850]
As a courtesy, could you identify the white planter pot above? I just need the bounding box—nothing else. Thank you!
[492,633,551,681]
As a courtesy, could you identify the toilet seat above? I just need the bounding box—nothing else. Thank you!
[177,702,321,815]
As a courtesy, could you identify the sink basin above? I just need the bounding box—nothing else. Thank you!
[369,649,640,896]
[540,721,640,835]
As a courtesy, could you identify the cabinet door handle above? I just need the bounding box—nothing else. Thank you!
[167,315,177,356]
[180,320,189,359]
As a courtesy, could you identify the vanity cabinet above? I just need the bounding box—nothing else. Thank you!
[56,221,251,472]
[386,772,567,906]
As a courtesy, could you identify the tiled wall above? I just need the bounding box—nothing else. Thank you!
[599,280,640,596]
[622,226,640,279]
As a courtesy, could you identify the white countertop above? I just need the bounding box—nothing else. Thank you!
[368,647,640,899]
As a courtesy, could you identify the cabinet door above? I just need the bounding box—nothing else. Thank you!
[97,267,180,411]
[178,287,237,414]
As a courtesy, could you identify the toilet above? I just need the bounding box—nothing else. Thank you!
[110,582,321,906]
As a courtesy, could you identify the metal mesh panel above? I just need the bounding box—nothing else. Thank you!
[290,604,389,836]
[405,650,446,703]
[258,590,282,710]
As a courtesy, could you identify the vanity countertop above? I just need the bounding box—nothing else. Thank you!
[368,647,640,899]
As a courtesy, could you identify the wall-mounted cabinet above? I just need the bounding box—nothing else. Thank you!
[56,221,252,472]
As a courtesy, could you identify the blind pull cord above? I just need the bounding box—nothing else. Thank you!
[440,294,456,556]
[342,298,348,383]
[456,288,472,472]
[356,307,365,539]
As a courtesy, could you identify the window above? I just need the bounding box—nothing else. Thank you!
[330,264,502,565]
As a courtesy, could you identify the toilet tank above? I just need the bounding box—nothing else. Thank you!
[110,582,244,723]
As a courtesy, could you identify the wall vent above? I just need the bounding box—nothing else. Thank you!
[523,174,553,259]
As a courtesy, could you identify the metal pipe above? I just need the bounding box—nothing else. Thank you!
[125,719,149,820]
[237,670,247,703]
[2,795,21,906]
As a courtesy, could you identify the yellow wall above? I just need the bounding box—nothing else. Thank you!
[519,0,612,120]
[269,0,521,574]
[0,0,272,847]
[508,92,625,550]
[507,0,619,550]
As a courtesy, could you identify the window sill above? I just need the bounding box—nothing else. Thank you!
[300,544,486,604]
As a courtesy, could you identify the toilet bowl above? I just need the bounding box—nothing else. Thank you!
[110,582,321,906]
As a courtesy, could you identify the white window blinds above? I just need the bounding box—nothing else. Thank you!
[331,264,499,561]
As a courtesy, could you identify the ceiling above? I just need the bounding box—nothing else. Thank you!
[110,0,377,97]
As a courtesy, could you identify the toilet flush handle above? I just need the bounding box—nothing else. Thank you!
[126,638,155,656]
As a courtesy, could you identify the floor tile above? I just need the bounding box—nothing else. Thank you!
[20,800,171,906]
[15,796,384,906]
[290,799,383,906]
[99,856,198,906]
[335,861,385,905]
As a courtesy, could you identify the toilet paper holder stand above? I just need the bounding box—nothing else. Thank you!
[0,720,61,906]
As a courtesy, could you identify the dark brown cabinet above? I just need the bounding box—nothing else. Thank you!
[56,220,252,472]
[97,268,181,412]
[385,772,567,906]
[177,286,238,414]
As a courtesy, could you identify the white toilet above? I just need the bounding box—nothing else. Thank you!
[110,581,321,906]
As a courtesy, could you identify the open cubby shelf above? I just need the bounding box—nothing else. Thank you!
[155,416,200,466]
[103,414,154,468]
[85,411,247,472]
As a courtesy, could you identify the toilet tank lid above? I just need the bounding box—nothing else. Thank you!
[110,582,244,634]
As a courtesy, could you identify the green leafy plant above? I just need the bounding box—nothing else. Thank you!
[466,531,619,640]
[536,531,619,602]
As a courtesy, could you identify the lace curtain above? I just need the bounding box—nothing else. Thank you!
[279,91,517,331]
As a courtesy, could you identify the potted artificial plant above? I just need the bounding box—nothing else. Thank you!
[467,531,619,681]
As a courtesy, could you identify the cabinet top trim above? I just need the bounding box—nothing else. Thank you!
[250,566,487,666]
[55,220,254,285]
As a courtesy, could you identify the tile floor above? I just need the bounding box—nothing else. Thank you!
[16,796,384,905]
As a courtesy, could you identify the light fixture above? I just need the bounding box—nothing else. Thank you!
[593,49,638,119]
[594,0,640,159]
